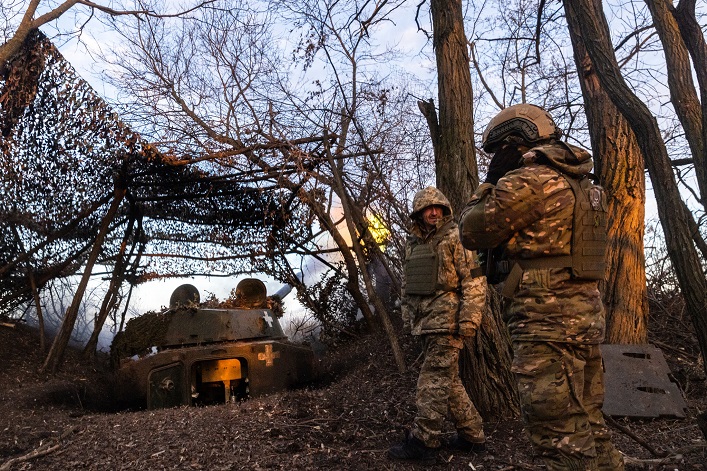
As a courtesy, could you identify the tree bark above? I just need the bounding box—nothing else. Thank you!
[563,0,707,373]
[461,289,519,418]
[672,0,707,212]
[430,0,478,217]
[428,0,519,418]
[644,0,706,210]
[564,8,648,343]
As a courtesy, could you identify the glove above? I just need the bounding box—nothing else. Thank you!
[484,145,523,185]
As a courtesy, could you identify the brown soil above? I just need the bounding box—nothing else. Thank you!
[1,311,706,471]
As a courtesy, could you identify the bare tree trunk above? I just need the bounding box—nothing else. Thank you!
[430,0,478,217]
[11,226,48,351]
[564,10,648,343]
[428,0,519,417]
[644,0,706,210]
[324,141,407,372]
[83,213,136,357]
[307,194,380,329]
[460,289,519,418]
[41,183,126,373]
[563,0,707,373]
[672,0,707,212]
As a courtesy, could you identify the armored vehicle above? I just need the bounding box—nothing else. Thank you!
[112,278,315,409]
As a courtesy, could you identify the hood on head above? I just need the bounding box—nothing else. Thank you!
[410,186,452,219]
[528,142,594,178]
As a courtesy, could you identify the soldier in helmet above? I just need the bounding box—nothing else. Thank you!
[388,186,487,465]
[458,104,624,470]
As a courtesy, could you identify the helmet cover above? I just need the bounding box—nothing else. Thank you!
[482,104,561,152]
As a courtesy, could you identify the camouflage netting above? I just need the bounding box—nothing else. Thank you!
[1,30,317,318]
[110,309,181,363]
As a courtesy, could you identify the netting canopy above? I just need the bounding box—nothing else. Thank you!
[0,30,314,316]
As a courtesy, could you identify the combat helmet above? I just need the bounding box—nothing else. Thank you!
[482,104,561,152]
[410,186,452,219]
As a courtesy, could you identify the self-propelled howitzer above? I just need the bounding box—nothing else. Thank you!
[112,278,315,409]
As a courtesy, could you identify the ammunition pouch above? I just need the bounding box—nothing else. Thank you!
[565,175,608,280]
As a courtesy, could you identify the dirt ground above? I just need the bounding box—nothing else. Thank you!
[1,308,706,470]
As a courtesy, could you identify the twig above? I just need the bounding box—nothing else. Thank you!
[604,415,668,458]
[0,426,76,471]
[623,454,684,466]
[0,444,61,471]
[650,339,698,361]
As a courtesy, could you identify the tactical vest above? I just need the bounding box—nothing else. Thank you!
[404,221,453,296]
[404,242,439,295]
[565,174,608,280]
[501,173,608,296]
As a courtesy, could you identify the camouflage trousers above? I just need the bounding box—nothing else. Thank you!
[411,334,485,448]
[512,341,624,471]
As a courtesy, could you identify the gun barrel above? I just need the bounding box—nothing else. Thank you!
[270,272,303,301]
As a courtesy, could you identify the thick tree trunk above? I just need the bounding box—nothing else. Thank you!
[430,0,478,217]
[460,289,519,418]
[564,10,648,343]
[428,0,518,418]
[563,0,707,374]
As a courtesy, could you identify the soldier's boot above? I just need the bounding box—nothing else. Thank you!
[445,433,487,453]
[595,441,625,471]
[387,432,438,465]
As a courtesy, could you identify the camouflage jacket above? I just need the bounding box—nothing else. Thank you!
[403,188,486,337]
[458,143,605,344]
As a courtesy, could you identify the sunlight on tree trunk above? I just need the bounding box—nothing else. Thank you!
[564,14,648,344]
[563,0,707,373]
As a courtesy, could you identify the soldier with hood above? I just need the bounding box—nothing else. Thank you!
[388,186,487,465]
[459,104,624,471]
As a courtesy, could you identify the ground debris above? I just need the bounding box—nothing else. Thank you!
[1,315,706,470]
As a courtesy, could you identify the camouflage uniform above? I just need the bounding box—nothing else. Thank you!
[402,187,487,449]
[459,145,624,471]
